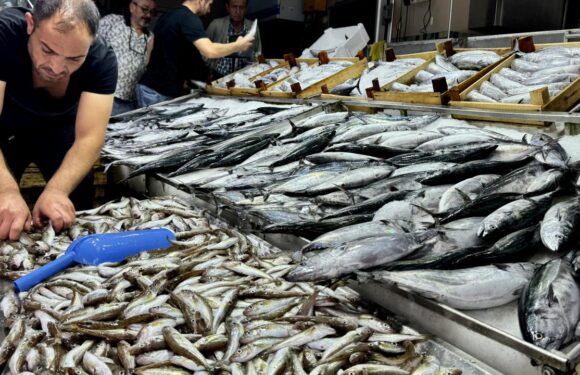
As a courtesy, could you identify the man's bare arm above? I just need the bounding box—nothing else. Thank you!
[0,80,32,240]
[145,35,154,65]
[194,35,254,59]
[32,91,113,230]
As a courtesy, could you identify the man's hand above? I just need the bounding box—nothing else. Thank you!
[236,35,255,52]
[0,188,32,240]
[33,187,76,232]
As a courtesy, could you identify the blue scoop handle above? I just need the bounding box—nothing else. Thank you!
[14,228,175,292]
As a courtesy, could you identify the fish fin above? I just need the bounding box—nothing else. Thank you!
[522,134,530,144]
[380,219,409,233]
[333,185,356,206]
[454,188,472,204]
[409,204,440,226]
[547,285,559,307]
[288,119,297,135]
[352,111,368,125]
[493,263,510,271]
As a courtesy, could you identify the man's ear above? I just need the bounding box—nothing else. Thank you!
[25,12,35,35]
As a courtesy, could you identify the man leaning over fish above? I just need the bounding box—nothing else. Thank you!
[0,0,118,240]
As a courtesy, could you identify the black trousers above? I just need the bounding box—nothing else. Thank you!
[0,125,94,210]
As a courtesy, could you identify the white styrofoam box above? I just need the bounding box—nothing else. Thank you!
[307,23,370,57]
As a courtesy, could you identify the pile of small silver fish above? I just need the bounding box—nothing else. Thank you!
[466,47,580,104]
[215,60,281,89]
[0,196,460,375]
[391,51,500,93]
[332,58,426,98]
[272,61,356,92]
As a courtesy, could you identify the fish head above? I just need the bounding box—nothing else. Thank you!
[542,231,566,252]
[525,308,569,350]
[229,345,256,363]
[477,221,498,239]
[286,264,323,282]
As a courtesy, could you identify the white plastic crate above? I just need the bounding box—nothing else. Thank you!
[307,23,370,58]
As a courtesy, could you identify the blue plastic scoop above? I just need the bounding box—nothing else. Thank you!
[14,228,176,292]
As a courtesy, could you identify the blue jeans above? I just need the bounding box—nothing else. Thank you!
[135,84,171,108]
[112,97,137,116]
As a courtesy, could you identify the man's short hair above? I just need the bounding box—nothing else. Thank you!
[33,0,100,37]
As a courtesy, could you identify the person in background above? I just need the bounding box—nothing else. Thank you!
[99,0,156,115]
[205,0,261,79]
[137,0,254,107]
[0,0,117,240]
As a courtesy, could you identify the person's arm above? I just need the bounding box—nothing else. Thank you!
[194,35,254,59]
[145,34,154,65]
[0,81,32,240]
[32,92,113,231]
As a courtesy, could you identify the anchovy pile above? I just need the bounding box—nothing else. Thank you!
[332,58,426,98]
[215,60,281,89]
[272,60,356,92]
[466,47,580,104]
[0,197,460,375]
[391,51,501,93]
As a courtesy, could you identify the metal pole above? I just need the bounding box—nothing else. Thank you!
[386,0,395,43]
[375,0,383,42]
[447,0,453,39]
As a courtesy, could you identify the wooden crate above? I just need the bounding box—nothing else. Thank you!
[372,45,510,105]
[450,40,580,125]
[320,50,438,102]
[260,56,367,99]
[206,58,285,96]
[229,58,317,97]
[435,40,512,58]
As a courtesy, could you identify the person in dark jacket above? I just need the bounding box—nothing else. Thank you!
[137,0,254,106]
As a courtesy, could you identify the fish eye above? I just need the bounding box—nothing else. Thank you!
[533,331,544,340]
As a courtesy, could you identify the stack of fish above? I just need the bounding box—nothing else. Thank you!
[0,197,459,374]
[215,60,280,89]
[331,58,426,98]
[173,111,578,352]
[102,97,315,176]
[391,52,501,93]
[466,47,580,103]
[272,60,356,92]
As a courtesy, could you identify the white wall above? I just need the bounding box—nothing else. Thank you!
[392,0,470,40]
